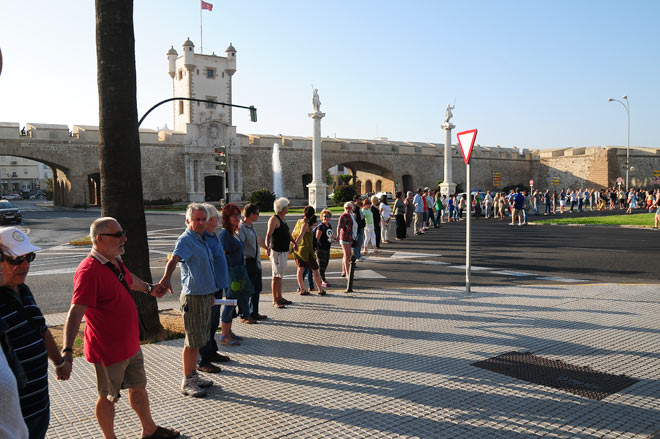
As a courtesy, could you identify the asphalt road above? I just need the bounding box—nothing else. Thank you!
[10,200,659,315]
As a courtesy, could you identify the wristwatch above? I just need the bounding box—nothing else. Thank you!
[62,347,73,354]
[146,284,153,294]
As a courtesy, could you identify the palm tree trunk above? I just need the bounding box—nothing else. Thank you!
[95,0,162,339]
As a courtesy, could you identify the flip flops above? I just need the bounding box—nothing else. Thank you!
[142,426,180,439]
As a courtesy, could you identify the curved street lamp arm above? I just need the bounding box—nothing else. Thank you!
[138,97,257,128]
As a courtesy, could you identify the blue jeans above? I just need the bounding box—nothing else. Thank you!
[428,208,437,226]
[200,290,223,361]
[303,266,315,290]
[221,296,249,323]
[353,228,364,258]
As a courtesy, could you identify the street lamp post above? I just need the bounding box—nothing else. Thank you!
[608,96,630,189]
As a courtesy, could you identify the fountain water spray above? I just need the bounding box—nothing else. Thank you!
[272,143,283,197]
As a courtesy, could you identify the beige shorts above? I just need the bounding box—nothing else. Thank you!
[179,293,214,348]
[95,349,147,403]
[269,251,288,278]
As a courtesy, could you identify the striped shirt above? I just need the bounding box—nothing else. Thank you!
[0,285,49,424]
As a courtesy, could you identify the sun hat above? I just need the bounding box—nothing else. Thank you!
[0,227,41,257]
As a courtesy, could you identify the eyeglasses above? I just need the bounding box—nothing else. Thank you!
[3,252,36,265]
[99,230,127,238]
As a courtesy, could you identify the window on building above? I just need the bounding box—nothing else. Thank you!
[179,101,184,115]
[11,171,17,178]
[206,96,217,109]
[23,168,28,175]
[178,70,183,80]
[206,68,215,79]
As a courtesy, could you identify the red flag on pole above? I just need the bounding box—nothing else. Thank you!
[201,1,213,11]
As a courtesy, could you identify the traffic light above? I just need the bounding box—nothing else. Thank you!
[214,146,226,173]
[249,106,257,122]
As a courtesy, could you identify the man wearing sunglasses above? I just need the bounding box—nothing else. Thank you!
[0,227,69,439]
[61,218,179,439]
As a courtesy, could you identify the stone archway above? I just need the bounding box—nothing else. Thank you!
[365,180,373,193]
[88,173,100,205]
[355,180,362,194]
[402,175,414,193]
[375,180,382,192]
[204,175,224,201]
[302,174,313,200]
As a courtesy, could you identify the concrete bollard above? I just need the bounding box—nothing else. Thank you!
[345,255,357,293]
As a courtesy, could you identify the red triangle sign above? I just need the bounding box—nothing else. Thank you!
[456,129,478,164]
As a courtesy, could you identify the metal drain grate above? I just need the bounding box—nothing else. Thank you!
[472,351,639,400]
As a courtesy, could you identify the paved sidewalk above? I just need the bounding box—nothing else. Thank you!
[46,283,660,438]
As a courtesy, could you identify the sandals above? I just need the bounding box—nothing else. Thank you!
[273,302,285,308]
[219,335,240,346]
[318,290,327,296]
[142,426,180,439]
[229,332,244,341]
[300,290,311,296]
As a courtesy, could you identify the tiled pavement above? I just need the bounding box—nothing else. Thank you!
[46,283,660,438]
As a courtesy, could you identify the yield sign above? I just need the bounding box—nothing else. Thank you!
[456,129,478,164]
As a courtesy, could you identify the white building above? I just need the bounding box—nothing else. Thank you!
[166,39,241,201]
[0,156,52,195]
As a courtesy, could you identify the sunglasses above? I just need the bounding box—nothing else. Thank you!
[3,252,36,265]
[99,230,127,238]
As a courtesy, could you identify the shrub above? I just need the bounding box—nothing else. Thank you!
[144,197,174,206]
[249,189,276,212]
[336,174,353,185]
[331,184,357,204]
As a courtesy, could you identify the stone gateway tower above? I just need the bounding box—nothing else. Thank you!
[166,39,241,201]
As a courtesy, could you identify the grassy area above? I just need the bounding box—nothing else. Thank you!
[533,213,655,226]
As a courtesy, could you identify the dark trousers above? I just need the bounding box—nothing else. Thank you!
[200,289,223,362]
[374,225,381,248]
[317,248,330,281]
[246,261,262,318]
[395,215,406,239]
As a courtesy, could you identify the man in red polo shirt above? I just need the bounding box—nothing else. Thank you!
[61,217,179,439]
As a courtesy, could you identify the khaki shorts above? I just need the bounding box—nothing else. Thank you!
[179,293,214,348]
[95,349,147,403]
[269,251,288,278]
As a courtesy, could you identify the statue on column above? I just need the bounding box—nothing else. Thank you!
[443,104,455,126]
[312,88,321,113]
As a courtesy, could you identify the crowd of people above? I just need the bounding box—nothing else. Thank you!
[1,185,658,438]
[390,186,660,229]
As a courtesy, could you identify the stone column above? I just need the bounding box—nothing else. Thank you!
[440,122,457,196]
[307,110,327,210]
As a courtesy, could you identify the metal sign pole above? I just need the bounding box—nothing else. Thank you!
[466,162,471,294]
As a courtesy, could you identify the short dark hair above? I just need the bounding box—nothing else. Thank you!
[243,203,259,218]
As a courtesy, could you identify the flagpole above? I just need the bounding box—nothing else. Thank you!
[200,2,203,54]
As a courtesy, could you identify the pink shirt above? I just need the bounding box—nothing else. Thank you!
[72,250,139,366]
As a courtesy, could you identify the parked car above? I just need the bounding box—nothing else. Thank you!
[376,191,393,200]
[29,193,46,200]
[0,200,22,223]
[2,193,22,200]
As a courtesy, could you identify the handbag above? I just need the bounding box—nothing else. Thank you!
[226,265,255,299]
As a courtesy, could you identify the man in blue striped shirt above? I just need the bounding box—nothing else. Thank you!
[0,227,68,438]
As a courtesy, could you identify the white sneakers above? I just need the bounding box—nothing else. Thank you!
[181,373,214,397]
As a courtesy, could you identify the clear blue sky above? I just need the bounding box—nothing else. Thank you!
[0,0,658,149]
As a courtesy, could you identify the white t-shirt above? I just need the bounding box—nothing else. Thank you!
[0,349,29,439]
[380,204,391,220]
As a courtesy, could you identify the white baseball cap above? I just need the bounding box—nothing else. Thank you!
[0,227,41,257]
